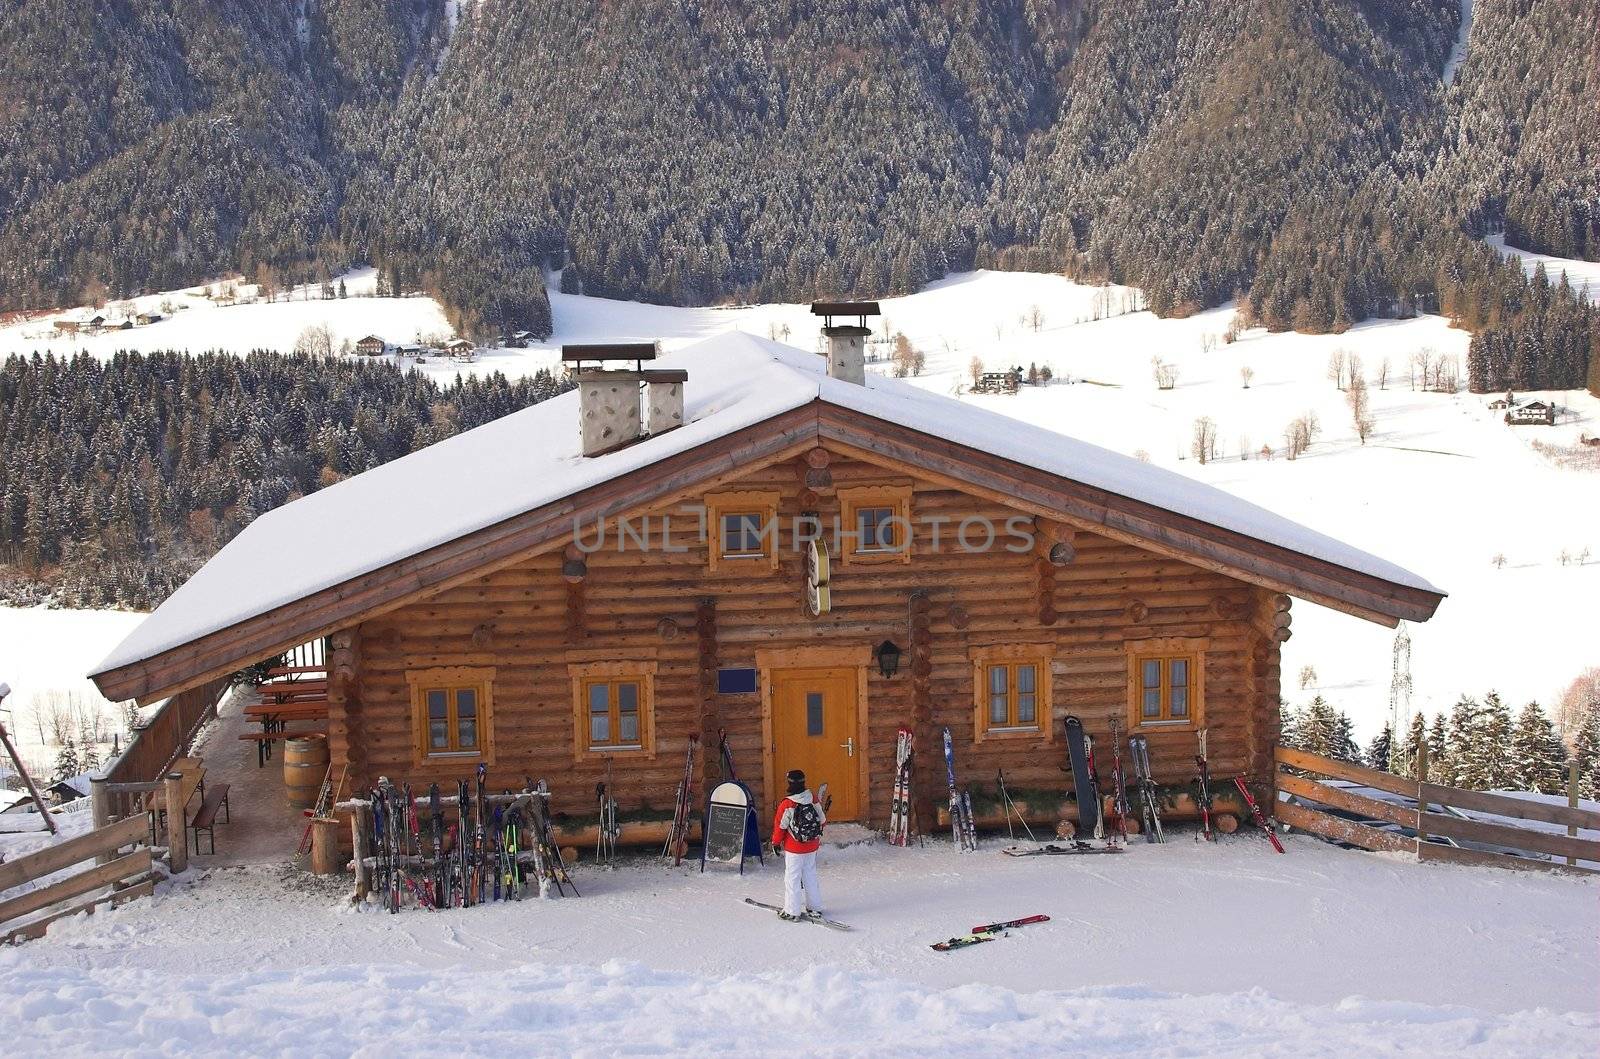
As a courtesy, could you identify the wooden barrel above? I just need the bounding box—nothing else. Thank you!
[283,735,329,810]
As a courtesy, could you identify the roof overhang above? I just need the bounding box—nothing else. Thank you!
[91,400,1443,704]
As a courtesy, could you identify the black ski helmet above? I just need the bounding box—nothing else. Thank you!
[786,769,806,795]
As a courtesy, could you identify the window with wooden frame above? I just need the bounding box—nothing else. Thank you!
[1127,639,1207,730]
[569,661,657,761]
[837,483,913,564]
[970,644,1054,741]
[705,490,780,573]
[406,667,496,764]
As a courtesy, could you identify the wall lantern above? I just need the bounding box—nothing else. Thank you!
[874,639,903,679]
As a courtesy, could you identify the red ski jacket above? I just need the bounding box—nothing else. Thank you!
[771,790,825,854]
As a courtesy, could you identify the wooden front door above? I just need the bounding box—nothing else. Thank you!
[770,667,861,821]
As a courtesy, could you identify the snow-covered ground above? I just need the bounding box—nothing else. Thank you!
[4,264,1597,738]
[0,831,1594,1056]
[1487,233,1600,301]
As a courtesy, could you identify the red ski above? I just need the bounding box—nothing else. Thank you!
[1233,776,1286,854]
[972,914,1049,934]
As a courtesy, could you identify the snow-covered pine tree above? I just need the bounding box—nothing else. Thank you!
[1472,692,1517,791]
[54,736,79,782]
[1366,721,1393,773]
[1279,700,1304,751]
[1427,712,1452,785]
[1332,709,1361,763]
[1510,702,1568,795]
[1443,696,1482,787]
[1571,705,1600,800]
[1395,711,1427,779]
[1297,696,1338,757]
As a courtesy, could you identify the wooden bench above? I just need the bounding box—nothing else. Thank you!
[189,783,231,856]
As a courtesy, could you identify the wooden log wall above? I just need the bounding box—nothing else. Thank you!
[339,449,1280,827]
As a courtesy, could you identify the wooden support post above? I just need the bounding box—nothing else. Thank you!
[1567,758,1580,868]
[0,690,56,834]
[90,776,112,864]
[350,802,371,902]
[1414,739,1429,849]
[163,772,187,874]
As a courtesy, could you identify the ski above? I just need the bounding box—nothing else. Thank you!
[663,735,699,865]
[1129,735,1165,843]
[742,897,852,932]
[456,779,470,906]
[932,932,1000,951]
[475,762,489,905]
[996,768,1037,845]
[1195,728,1215,842]
[1233,776,1286,853]
[1085,733,1106,842]
[1063,716,1102,840]
[429,783,445,908]
[1107,718,1132,844]
[1001,842,1126,857]
[888,727,917,847]
[942,727,978,852]
[972,914,1049,934]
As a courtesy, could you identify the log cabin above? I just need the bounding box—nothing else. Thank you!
[89,305,1444,840]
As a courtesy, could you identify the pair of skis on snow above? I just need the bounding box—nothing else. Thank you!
[932,914,1050,952]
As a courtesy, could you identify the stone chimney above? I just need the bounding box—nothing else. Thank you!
[643,369,686,436]
[810,301,881,385]
[563,342,667,457]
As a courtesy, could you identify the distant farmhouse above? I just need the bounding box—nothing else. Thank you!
[1505,400,1556,426]
[355,335,388,357]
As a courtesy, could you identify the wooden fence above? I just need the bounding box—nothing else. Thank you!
[103,677,227,789]
[0,813,156,943]
[1276,745,1600,875]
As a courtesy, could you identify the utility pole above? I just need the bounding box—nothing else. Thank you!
[0,682,58,833]
[1389,623,1413,741]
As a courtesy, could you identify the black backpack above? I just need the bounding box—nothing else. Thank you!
[789,801,823,843]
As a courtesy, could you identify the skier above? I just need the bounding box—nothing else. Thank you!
[771,769,827,922]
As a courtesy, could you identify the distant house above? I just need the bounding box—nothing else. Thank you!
[355,335,388,357]
[84,314,107,333]
[136,312,163,326]
[397,344,426,357]
[118,319,134,330]
[972,371,1021,395]
[445,338,475,361]
[47,773,95,805]
[506,331,535,348]
[1505,400,1556,426]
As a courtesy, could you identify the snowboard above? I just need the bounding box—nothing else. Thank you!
[1063,716,1102,839]
[742,897,852,932]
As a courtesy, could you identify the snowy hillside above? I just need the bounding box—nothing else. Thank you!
[3,264,1596,738]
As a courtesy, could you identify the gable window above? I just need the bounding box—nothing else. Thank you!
[705,490,779,573]
[407,667,496,764]
[570,661,657,761]
[1127,639,1207,730]
[970,644,1053,741]
[838,483,913,564]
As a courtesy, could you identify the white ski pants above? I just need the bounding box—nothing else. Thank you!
[782,849,822,916]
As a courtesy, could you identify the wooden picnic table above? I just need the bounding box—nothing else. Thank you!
[258,679,328,702]
[266,665,327,677]
[243,699,329,767]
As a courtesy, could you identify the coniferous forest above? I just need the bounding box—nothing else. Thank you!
[0,0,1594,388]
[0,352,567,608]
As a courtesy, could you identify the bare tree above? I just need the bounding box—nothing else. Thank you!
[1556,667,1600,738]
[1376,355,1390,390]
[1223,319,1241,344]
[1190,417,1219,464]
[1132,449,1151,463]
[1238,435,1252,460]
[1151,357,1178,390]
[1411,347,1433,391]
[1327,349,1348,391]
[893,334,923,378]
[968,355,984,388]
[1199,333,1217,354]
[1491,552,1507,569]
[1283,410,1321,460]
[1298,665,1318,690]
[1347,375,1375,443]
[1239,365,1254,389]
[1025,304,1044,332]
[294,323,335,358]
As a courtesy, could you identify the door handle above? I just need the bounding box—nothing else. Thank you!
[839,737,854,757]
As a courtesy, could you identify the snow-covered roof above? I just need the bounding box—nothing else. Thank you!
[94,331,1441,678]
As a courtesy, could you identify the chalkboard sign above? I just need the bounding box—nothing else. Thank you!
[701,781,762,874]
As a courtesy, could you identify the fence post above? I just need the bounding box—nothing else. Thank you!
[164,772,188,874]
[350,801,370,903]
[1568,758,1580,868]
[1414,739,1429,851]
[90,776,112,863]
